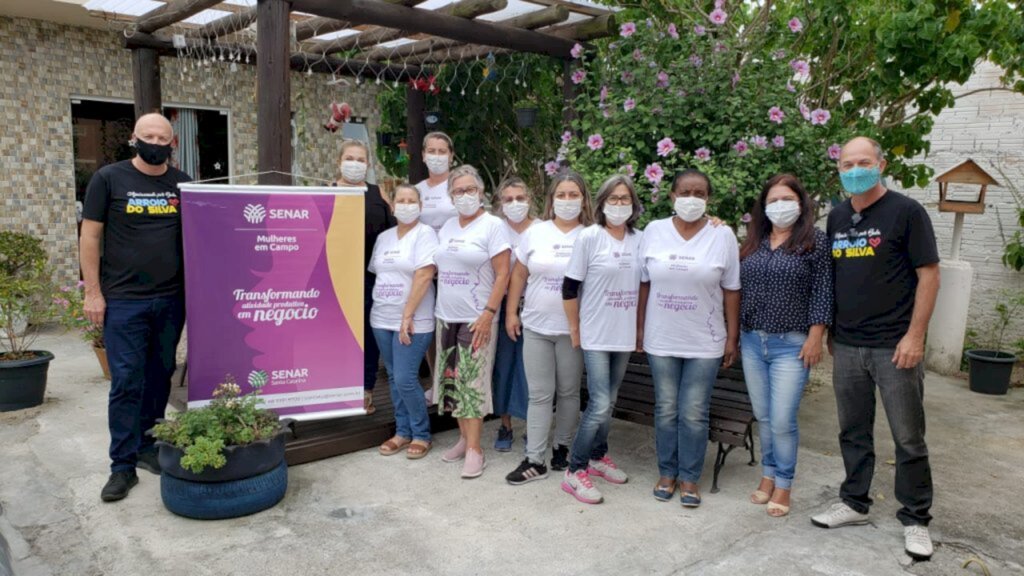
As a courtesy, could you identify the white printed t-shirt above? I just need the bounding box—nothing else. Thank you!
[516,220,583,336]
[639,218,741,358]
[415,179,456,232]
[368,222,439,333]
[434,212,511,323]
[504,218,535,267]
[564,225,643,351]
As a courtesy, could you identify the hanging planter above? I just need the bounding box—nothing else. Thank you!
[515,106,538,128]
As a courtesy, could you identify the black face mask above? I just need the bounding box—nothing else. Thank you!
[133,139,173,166]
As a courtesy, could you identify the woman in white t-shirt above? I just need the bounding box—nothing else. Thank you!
[504,168,595,486]
[414,131,458,231]
[637,168,741,509]
[369,183,439,460]
[490,177,535,452]
[432,165,511,479]
[560,174,643,505]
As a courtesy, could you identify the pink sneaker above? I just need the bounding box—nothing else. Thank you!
[561,470,603,504]
[442,437,467,463]
[587,455,628,484]
[461,448,486,479]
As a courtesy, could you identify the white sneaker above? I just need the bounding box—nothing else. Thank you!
[561,470,603,504]
[904,525,934,560]
[811,502,870,528]
[587,455,628,484]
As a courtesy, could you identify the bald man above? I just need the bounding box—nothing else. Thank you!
[81,113,192,502]
[811,136,940,561]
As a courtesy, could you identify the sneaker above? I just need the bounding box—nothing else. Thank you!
[550,445,569,471]
[461,448,486,479]
[561,470,603,504]
[441,437,467,463]
[811,502,870,529]
[100,470,138,502]
[506,458,548,485]
[494,425,514,452]
[587,455,628,484]
[136,450,162,475]
[904,525,934,560]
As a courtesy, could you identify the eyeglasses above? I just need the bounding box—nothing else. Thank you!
[606,195,633,206]
[451,187,480,197]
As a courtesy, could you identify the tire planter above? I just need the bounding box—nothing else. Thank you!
[965,349,1017,395]
[0,351,54,412]
[156,422,292,483]
[161,460,288,520]
[515,107,538,128]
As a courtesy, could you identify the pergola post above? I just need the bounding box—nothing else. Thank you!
[131,48,162,120]
[257,0,293,185]
[406,86,426,183]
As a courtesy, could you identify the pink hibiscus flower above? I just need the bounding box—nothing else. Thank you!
[709,8,728,25]
[620,22,637,37]
[788,18,803,33]
[571,69,586,85]
[733,140,749,156]
[810,108,831,125]
[570,43,584,59]
[772,135,786,148]
[800,103,811,120]
[768,106,785,123]
[587,134,604,150]
[694,24,706,36]
[544,161,560,176]
[656,137,676,157]
[790,59,810,77]
[751,135,769,149]
[644,162,665,184]
[695,147,712,161]
[624,98,636,112]
[656,71,670,88]
[667,23,679,39]
[828,144,842,160]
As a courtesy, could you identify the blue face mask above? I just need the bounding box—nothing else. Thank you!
[839,166,881,195]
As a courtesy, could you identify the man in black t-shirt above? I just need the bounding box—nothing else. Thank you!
[811,137,940,561]
[81,113,192,503]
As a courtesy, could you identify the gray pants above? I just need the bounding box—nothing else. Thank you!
[523,328,584,464]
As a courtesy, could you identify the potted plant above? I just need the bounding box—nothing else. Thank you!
[0,231,56,412]
[53,281,109,379]
[151,375,293,520]
[514,98,539,128]
[964,290,1023,395]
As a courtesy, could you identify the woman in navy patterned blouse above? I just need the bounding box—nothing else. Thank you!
[739,174,833,518]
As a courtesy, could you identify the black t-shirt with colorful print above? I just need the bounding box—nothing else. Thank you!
[826,190,940,348]
[82,160,192,299]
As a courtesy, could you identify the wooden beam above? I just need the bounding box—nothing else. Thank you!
[190,6,257,39]
[135,0,224,34]
[407,43,508,64]
[292,0,577,59]
[519,0,611,18]
[131,48,162,119]
[258,0,293,186]
[295,0,428,41]
[406,86,426,183]
[546,13,617,41]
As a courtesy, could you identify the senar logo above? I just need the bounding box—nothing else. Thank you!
[247,369,269,390]
[243,204,266,224]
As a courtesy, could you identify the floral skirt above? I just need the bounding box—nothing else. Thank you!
[432,319,497,419]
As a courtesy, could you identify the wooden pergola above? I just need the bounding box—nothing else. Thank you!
[119,0,617,185]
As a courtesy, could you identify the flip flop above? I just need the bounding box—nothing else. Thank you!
[406,441,432,460]
[379,437,411,456]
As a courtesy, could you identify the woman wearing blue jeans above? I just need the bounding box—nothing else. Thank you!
[738,174,832,516]
[637,169,741,508]
[369,184,439,459]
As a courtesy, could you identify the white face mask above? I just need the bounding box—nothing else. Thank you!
[603,203,632,226]
[553,198,583,221]
[502,201,529,223]
[674,196,706,223]
[765,200,801,229]
[424,154,450,175]
[454,193,481,216]
[394,203,421,224]
[340,160,367,183]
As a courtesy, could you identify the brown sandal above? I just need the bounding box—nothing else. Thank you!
[364,391,377,415]
[406,441,432,460]
[379,436,411,456]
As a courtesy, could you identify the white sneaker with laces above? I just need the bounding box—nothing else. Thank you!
[810,502,870,528]
[587,455,628,484]
[904,525,934,560]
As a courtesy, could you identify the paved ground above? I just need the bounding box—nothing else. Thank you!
[2,329,1022,576]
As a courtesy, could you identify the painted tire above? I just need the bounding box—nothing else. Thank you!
[160,460,288,520]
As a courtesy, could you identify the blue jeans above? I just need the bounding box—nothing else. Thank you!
[568,350,631,472]
[373,328,433,442]
[491,305,528,420]
[104,295,186,472]
[648,354,721,484]
[740,330,809,490]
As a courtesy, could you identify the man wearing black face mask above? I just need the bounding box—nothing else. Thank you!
[80,113,192,503]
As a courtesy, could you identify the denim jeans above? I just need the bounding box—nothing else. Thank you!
[648,354,721,483]
[740,330,809,490]
[491,305,528,420]
[833,341,932,526]
[568,350,631,472]
[364,284,380,391]
[104,295,186,472]
[373,328,434,442]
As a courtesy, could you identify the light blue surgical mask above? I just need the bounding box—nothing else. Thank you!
[839,166,881,195]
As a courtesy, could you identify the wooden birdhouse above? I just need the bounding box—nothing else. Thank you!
[936,159,1000,215]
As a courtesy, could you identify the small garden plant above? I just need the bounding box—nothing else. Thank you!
[53,281,104,348]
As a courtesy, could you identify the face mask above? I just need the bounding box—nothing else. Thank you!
[553,198,583,221]
[765,200,801,229]
[839,166,881,195]
[425,154,450,175]
[393,203,421,224]
[502,201,529,223]
[340,160,367,183]
[454,193,481,216]
[673,196,706,223]
[603,204,632,226]
[132,139,172,166]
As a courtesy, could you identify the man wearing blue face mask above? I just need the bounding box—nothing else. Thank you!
[811,137,940,561]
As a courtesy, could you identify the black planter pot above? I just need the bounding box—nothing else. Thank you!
[515,107,538,128]
[155,420,294,483]
[0,351,54,412]
[965,350,1017,395]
